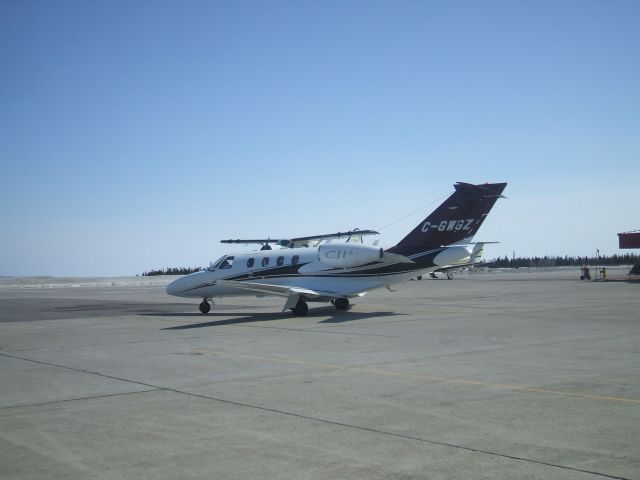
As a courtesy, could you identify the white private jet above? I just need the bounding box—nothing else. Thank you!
[166,181,507,315]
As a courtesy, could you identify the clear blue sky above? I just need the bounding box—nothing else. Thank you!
[1,0,638,276]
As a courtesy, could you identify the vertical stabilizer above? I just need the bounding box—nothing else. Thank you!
[387,182,507,256]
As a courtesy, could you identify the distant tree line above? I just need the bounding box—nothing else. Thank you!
[486,253,638,269]
[142,253,638,275]
[142,267,203,276]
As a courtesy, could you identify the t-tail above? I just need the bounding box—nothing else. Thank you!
[387,182,507,256]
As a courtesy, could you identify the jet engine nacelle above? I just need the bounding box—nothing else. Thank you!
[317,244,384,268]
[433,246,472,266]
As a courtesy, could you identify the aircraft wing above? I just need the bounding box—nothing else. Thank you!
[216,279,364,311]
[220,238,288,245]
[289,229,379,244]
[220,229,379,248]
[217,279,332,298]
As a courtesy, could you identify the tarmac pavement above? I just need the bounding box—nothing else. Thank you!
[0,268,638,479]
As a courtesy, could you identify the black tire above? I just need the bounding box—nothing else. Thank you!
[199,300,211,314]
[334,298,349,310]
[292,300,308,316]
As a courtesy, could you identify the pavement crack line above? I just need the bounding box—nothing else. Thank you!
[0,352,631,480]
[0,389,161,410]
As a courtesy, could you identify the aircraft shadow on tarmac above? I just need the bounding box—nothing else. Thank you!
[147,308,401,330]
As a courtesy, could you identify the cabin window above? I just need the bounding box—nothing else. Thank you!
[219,256,234,269]
[291,255,299,265]
[262,257,269,267]
[247,258,254,268]
[277,256,284,266]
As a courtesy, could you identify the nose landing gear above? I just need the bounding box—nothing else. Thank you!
[199,299,212,314]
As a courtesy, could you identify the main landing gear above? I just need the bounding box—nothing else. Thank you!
[199,299,212,314]
[334,297,349,310]
[291,299,309,316]
[291,297,350,316]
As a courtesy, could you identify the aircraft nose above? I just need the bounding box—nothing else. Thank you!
[166,271,206,297]
[166,278,182,296]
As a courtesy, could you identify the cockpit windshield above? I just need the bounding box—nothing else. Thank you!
[219,256,234,269]
[207,255,226,271]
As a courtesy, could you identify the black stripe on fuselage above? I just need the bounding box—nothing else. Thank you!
[219,248,442,282]
[183,281,217,292]
[227,263,308,281]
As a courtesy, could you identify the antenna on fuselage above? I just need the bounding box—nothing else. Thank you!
[260,238,273,251]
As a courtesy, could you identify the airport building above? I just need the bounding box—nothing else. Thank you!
[618,229,640,274]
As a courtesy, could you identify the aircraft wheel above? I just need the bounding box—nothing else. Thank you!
[291,300,308,316]
[334,298,349,310]
[447,273,453,280]
[199,300,211,314]
[417,275,422,280]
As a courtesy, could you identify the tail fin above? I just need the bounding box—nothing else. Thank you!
[387,182,507,255]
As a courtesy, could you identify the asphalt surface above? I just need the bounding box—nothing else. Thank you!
[0,269,638,479]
